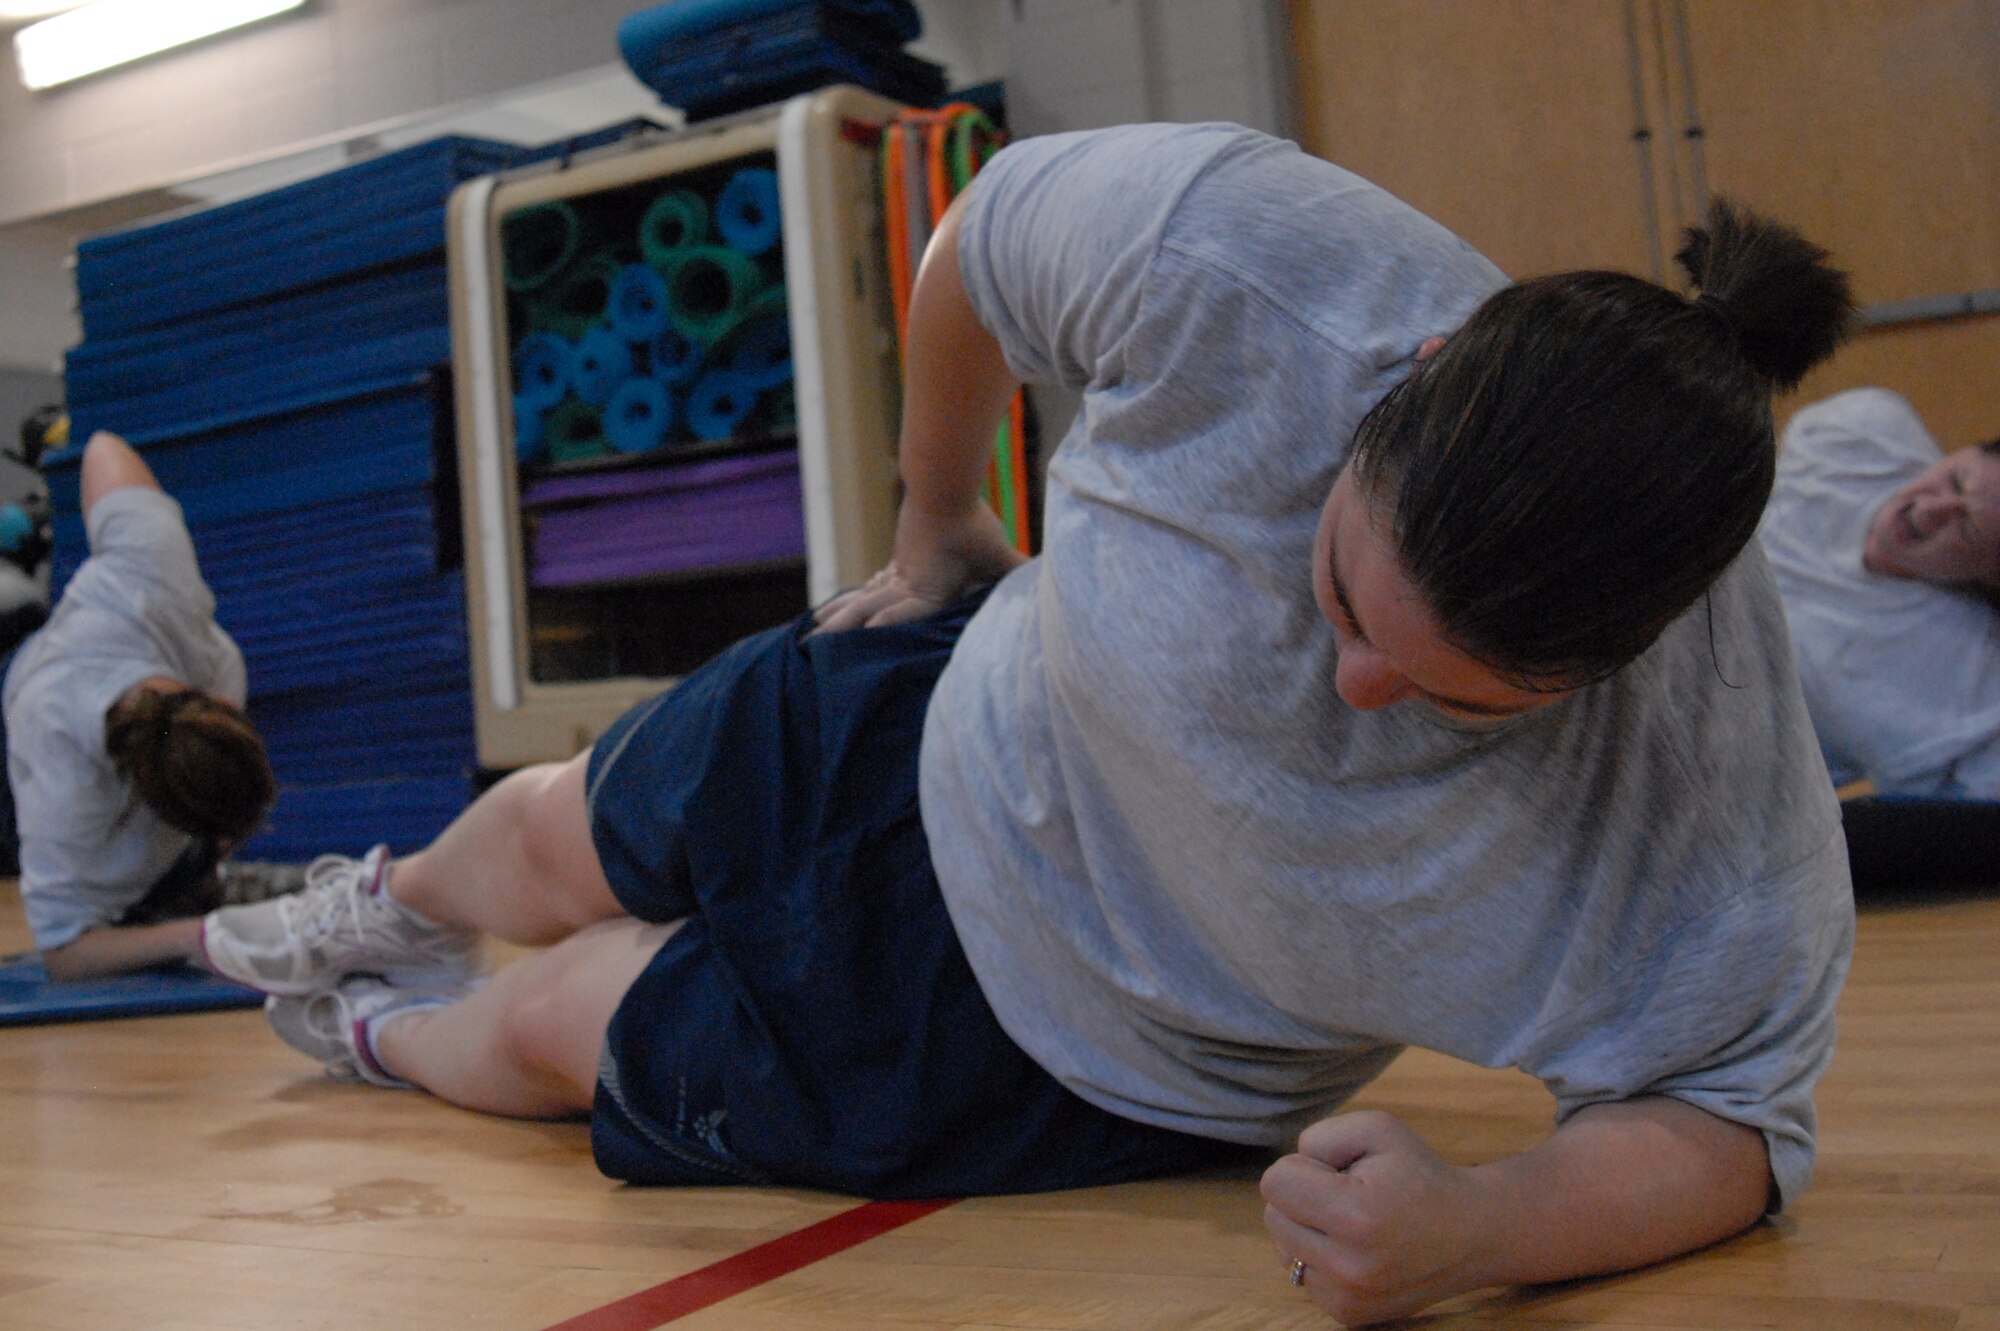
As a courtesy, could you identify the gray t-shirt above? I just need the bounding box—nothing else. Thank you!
[4,486,245,949]
[919,123,1854,1207]
[1759,388,2000,796]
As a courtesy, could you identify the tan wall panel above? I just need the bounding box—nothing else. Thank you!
[1782,314,2000,451]
[1291,0,1998,455]
[1289,0,1664,280]
[1680,0,2000,306]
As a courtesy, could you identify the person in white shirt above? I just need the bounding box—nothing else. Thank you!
[1759,388,2000,798]
[3,430,286,980]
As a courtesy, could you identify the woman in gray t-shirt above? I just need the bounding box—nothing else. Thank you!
[204,125,1857,1327]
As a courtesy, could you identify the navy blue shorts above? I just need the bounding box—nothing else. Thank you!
[585,596,1262,1199]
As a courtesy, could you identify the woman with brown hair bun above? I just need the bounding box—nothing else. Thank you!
[3,429,294,981]
[207,124,1856,1325]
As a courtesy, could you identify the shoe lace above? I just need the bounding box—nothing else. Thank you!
[283,854,379,946]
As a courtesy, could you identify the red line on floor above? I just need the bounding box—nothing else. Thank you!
[541,1198,959,1331]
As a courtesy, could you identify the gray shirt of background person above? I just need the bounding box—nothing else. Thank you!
[918,123,1855,1209]
[1760,388,2000,797]
[4,486,245,949]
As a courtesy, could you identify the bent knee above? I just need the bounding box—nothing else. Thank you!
[494,980,604,1104]
[515,760,619,929]
[490,919,662,1099]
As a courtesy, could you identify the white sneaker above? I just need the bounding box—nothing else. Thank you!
[200,845,482,996]
[263,975,458,1088]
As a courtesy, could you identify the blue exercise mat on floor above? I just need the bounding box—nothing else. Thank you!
[0,954,262,1026]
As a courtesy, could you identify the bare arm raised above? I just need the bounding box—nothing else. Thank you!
[812,192,1027,633]
[79,431,163,518]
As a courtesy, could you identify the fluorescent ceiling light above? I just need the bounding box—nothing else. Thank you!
[15,0,305,90]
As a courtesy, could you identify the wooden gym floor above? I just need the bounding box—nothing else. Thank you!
[2,877,1997,1331]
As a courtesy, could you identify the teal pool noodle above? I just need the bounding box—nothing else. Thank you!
[502,201,584,292]
[531,253,623,339]
[662,245,766,343]
[545,399,609,463]
[640,189,710,270]
[716,166,782,257]
[763,379,797,432]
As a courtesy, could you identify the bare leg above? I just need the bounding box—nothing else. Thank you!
[385,749,623,946]
[372,916,678,1117]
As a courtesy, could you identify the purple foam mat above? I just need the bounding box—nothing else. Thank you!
[522,451,806,587]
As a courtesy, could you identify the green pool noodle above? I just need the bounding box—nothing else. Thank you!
[543,398,609,464]
[760,380,798,433]
[659,245,767,344]
[524,252,625,340]
[502,201,584,292]
[639,189,711,270]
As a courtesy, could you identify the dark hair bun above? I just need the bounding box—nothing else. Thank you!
[1674,197,1855,391]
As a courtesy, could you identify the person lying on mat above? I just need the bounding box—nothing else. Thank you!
[2,430,299,982]
[202,123,1856,1327]
[1758,387,2000,799]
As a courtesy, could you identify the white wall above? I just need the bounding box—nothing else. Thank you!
[999,0,1294,450]
[0,221,75,374]
[0,0,1012,227]
[1004,0,1292,141]
[0,0,1290,374]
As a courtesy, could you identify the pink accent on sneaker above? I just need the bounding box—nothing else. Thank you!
[366,850,390,897]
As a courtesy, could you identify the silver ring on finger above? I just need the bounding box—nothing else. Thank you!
[1288,1257,1307,1288]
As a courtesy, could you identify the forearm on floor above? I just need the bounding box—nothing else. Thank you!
[1464,1096,1773,1289]
[41,915,204,981]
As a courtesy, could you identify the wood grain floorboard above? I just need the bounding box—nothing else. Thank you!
[3,879,1997,1329]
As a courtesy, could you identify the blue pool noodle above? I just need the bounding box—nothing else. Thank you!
[651,326,703,386]
[513,395,548,462]
[716,167,783,257]
[718,312,792,389]
[609,263,672,343]
[0,504,32,553]
[604,376,674,454]
[514,332,573,409]
[686,369,759,440]
[569,326,634,406]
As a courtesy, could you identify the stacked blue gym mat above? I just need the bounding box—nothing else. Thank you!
[44,2,944,865]
[618,0,943,121]
[52,132,631,863]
